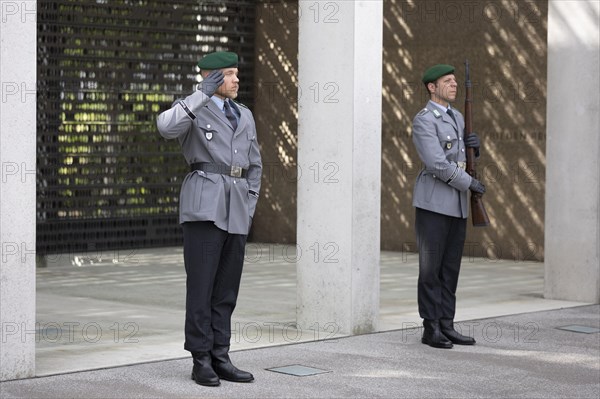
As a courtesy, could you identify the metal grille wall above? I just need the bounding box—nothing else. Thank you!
[37,1,256,255]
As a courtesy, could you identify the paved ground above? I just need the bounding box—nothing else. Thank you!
[2,306,599,398]
[1,246,598,398]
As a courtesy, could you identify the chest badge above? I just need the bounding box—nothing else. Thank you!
[446,142,452,150]
[205,132,213,141]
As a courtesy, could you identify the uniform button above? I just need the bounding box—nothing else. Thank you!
[447,136,451,139]
[461,149,465,152]
[234,149,238,154]
[233,180,237,184]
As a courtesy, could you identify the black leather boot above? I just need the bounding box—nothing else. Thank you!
[422,319,453,349]
[211,346,254,383]
[440,319,476,345]
[191,352,220,387]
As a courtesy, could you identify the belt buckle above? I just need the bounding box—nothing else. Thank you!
[230,165,242,178]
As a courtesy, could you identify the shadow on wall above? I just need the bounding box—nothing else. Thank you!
[381,1,548,261]
[251,1,299,244]
[252,1,548,261]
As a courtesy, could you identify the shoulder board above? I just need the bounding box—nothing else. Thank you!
[233,100,248,109]
[431,109,442,118]
[417,108,429,117]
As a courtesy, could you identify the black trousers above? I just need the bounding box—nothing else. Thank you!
[182,221,247,353]
[415,208,467,321]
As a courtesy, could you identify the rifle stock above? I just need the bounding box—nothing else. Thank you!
[464,60,490,227]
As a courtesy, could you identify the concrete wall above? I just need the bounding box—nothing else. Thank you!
[295,0,382,335]
[253,1,549,261]
[0,0,37,381]
[544,0,599,303]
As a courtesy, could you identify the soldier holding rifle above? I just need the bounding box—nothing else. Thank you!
[411,64,486,349]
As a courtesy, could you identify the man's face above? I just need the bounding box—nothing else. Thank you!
[429,73,457,105]
[213,67,239,99]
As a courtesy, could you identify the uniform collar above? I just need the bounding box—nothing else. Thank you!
[428,100,451,113]
[211,96,239,118]
[210,95,225,111]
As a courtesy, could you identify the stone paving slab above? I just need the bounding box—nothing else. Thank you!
[33,246,590,376]
[2,305,598,398]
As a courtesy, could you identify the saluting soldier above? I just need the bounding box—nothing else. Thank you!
[157,51,262,386]
[411,64,485,349]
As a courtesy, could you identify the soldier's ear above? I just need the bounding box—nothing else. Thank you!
[426,82,436,94]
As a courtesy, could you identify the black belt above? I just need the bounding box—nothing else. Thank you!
[190,162,248,178]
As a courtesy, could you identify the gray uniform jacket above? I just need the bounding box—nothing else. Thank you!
[412,100,473,219]
[156,90,262,235]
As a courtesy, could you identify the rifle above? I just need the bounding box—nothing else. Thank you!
[464,60,490,227]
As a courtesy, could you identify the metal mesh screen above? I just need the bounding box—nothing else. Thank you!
[37,0,256,255]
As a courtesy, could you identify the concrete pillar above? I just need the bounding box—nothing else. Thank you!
[297,1,382,335]
[0,1,37,380]
[545,0,600,303]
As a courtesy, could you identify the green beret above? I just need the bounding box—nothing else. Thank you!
[197,51,238,70]
[422,64,455,84]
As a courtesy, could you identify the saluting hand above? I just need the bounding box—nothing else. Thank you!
[198,70,224,97]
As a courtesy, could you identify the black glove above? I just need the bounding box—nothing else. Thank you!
[469,178,486,194]
[198,70,224,97]
[464,133,480,150]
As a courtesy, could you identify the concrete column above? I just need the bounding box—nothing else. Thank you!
[0,1,37,380]
[545,0,599,303]
[297,1,382,335]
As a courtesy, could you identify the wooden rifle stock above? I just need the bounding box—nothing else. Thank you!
[464,60,490,227]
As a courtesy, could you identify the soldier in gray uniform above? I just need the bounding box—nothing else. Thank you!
[156,51,262,386]
[411,64,485,349]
